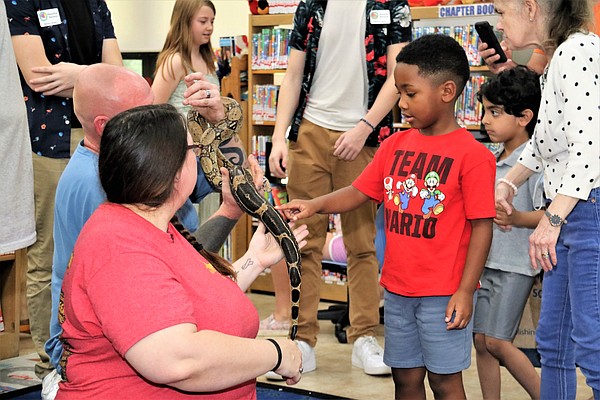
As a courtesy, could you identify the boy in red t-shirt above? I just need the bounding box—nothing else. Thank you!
[277,34,496,399]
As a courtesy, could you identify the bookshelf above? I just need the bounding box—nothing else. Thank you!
[0,249,25,359]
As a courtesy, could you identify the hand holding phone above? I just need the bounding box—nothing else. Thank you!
[475,21,507,64]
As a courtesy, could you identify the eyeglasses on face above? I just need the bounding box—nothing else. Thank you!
[187,143,202,157]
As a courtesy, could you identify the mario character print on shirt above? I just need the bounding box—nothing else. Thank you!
[381,150,453,240]
[393,173,419,213]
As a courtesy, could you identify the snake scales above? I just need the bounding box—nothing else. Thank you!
[188,97,301,340]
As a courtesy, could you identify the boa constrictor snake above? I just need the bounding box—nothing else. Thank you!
[188,97,301,340]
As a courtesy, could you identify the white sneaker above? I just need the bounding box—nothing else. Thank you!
[41,369,62,400]
[352,336,391,375]
[265,340,316,380]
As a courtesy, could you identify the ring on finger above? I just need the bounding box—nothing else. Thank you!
[205,89,211,99]
[541,252,549,259]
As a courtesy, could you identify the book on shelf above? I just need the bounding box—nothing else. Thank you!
[455,74,488,127]
[251,28,291,70]
[251,134,270,173]
[252,85,280,123]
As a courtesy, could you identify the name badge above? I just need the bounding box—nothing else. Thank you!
[37,8,62,28]
[369,10,391,25]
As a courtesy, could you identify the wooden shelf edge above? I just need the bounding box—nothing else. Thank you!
[252,120,276,126]
[250,14,294,27]
[411,6,442,20]
[0,253,16,262]
[470,65,491,73]
[251,69,287,75]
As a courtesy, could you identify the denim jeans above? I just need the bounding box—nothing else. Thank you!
[536,187,600,399]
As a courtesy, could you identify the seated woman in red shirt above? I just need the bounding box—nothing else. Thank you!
[57,104,308,399]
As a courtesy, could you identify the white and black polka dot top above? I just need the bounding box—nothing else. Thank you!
[519,32,600,201]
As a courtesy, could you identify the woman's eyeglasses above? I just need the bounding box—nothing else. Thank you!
[187,143,202,157]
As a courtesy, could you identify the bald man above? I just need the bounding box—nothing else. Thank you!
[42,63,256,399]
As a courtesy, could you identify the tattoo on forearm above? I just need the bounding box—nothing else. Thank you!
[219,136,246,166]
[196,215,237,253]
[241,258,254,271]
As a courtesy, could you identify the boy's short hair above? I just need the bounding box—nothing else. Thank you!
[477,66,541,136]
[395,34,470,99]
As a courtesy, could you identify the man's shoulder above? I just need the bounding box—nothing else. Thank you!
[57,147,100,194]
[63,146,98,173]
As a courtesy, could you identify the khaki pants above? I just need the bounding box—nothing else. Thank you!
[286,119,380,347]
[28,129,83,378]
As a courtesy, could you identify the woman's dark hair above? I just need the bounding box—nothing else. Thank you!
[477,66,541,136]
[396,34,471,99]
[99,103,235,278]
[100,104,188,208]
[171,216,236,279]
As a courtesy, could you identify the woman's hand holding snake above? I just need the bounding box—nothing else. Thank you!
[247,222,308,272]
[218,156,264,220]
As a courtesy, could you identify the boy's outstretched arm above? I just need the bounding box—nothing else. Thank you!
[445,218,493,330]
[277,186,370,221]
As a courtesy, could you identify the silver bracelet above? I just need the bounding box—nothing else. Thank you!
[497,178,518,196]
[359,117,376,132]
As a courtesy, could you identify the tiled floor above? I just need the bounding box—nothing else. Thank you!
[11,292,595,399]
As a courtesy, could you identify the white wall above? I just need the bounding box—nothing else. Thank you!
[106,0,250,52]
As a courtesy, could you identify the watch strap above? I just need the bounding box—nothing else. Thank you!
[544,210,567,226]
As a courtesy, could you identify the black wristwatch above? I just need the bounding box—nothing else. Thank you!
[545,210,567,227]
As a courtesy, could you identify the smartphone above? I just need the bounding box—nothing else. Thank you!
[475,21,507,64]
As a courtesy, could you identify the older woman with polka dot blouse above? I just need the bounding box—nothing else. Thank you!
[491,0,600,398]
